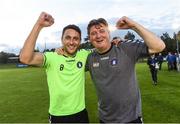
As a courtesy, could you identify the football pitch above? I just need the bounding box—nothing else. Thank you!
[0,63,180,123]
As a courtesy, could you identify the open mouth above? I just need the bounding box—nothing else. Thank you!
[68,45,76,50]
[96,40,103,43]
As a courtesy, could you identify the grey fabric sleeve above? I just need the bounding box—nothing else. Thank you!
[120,41,149,62]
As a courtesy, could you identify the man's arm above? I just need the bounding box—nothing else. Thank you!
[19,12,54,65]
[116,16,165,54]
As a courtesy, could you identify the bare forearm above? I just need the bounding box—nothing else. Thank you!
[20,12,54,65]
[132,23,165,54]
[20,23,42,64]
[116,16,165,54]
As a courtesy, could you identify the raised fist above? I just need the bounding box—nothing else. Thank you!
[37,12,54,28]
[116,16,136,30]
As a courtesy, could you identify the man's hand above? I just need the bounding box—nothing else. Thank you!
[111,37,122,46]
[19,12,54,65]
[116,16,165,54]
[37,12,54,28]
[116,16,137,30]
[55,47,65,55]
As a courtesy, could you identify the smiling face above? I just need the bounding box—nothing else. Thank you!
[89,24,111,53]
[62,29,80,56]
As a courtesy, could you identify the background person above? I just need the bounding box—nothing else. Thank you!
[147,54,159,85]
[166,52,174,71]
[157,53,164,70]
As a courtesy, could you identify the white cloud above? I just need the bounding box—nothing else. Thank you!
[109,25,117,32]
[0,0,180,54]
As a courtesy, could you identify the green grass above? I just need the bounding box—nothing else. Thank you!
[137,63,180,123]
[0,66,49,122]
[0,63,180,123]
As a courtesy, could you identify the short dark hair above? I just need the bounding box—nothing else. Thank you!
[61,24,81,40]
[87,18,108,36]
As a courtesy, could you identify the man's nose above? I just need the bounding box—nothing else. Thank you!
[96,32,101,38]
[69,39,74,44]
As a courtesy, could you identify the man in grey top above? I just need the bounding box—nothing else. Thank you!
[86,17,165,123]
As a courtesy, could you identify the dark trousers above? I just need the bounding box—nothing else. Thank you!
[49,109,89,123]
[150,68,157,84]
[158,62,163,70]
[100,117,142,123]
[168,62,174,71]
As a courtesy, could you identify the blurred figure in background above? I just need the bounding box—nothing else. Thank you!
[157,53,164,70]
[166,52,174,71]
[147,54,159,85]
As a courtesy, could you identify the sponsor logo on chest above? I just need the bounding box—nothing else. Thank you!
[92,56,118,68]
[93,62,100,68]
[100,56,109,60]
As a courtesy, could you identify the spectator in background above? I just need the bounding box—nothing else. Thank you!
[157,53,164,70]
[166,52,174,71]
[173,53,177,70]
[175,52,180,71]
[147,54,159,85]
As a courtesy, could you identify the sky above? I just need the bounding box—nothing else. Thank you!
[0,0,180,54]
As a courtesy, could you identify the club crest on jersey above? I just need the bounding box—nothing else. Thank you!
[111,58,118,66]
[77,61,83,68]
[93,62,99,68]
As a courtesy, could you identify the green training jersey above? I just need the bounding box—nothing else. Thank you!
[43,49,90,116]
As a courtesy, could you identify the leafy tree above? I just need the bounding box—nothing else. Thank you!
[0,51,8,63]
[43,49,50,52]
[79,42,94,50]
[0,51,16,64]
[50,48,55,52]
[160,32,179,54]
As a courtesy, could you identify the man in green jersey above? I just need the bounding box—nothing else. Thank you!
[20,12,89,123]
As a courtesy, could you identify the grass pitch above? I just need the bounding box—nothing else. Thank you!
[0,63,180,123]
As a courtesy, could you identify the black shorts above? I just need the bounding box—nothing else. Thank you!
[49,109,89,123]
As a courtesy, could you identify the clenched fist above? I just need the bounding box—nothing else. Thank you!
[116,16,137,30]
[36,12,54,28]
